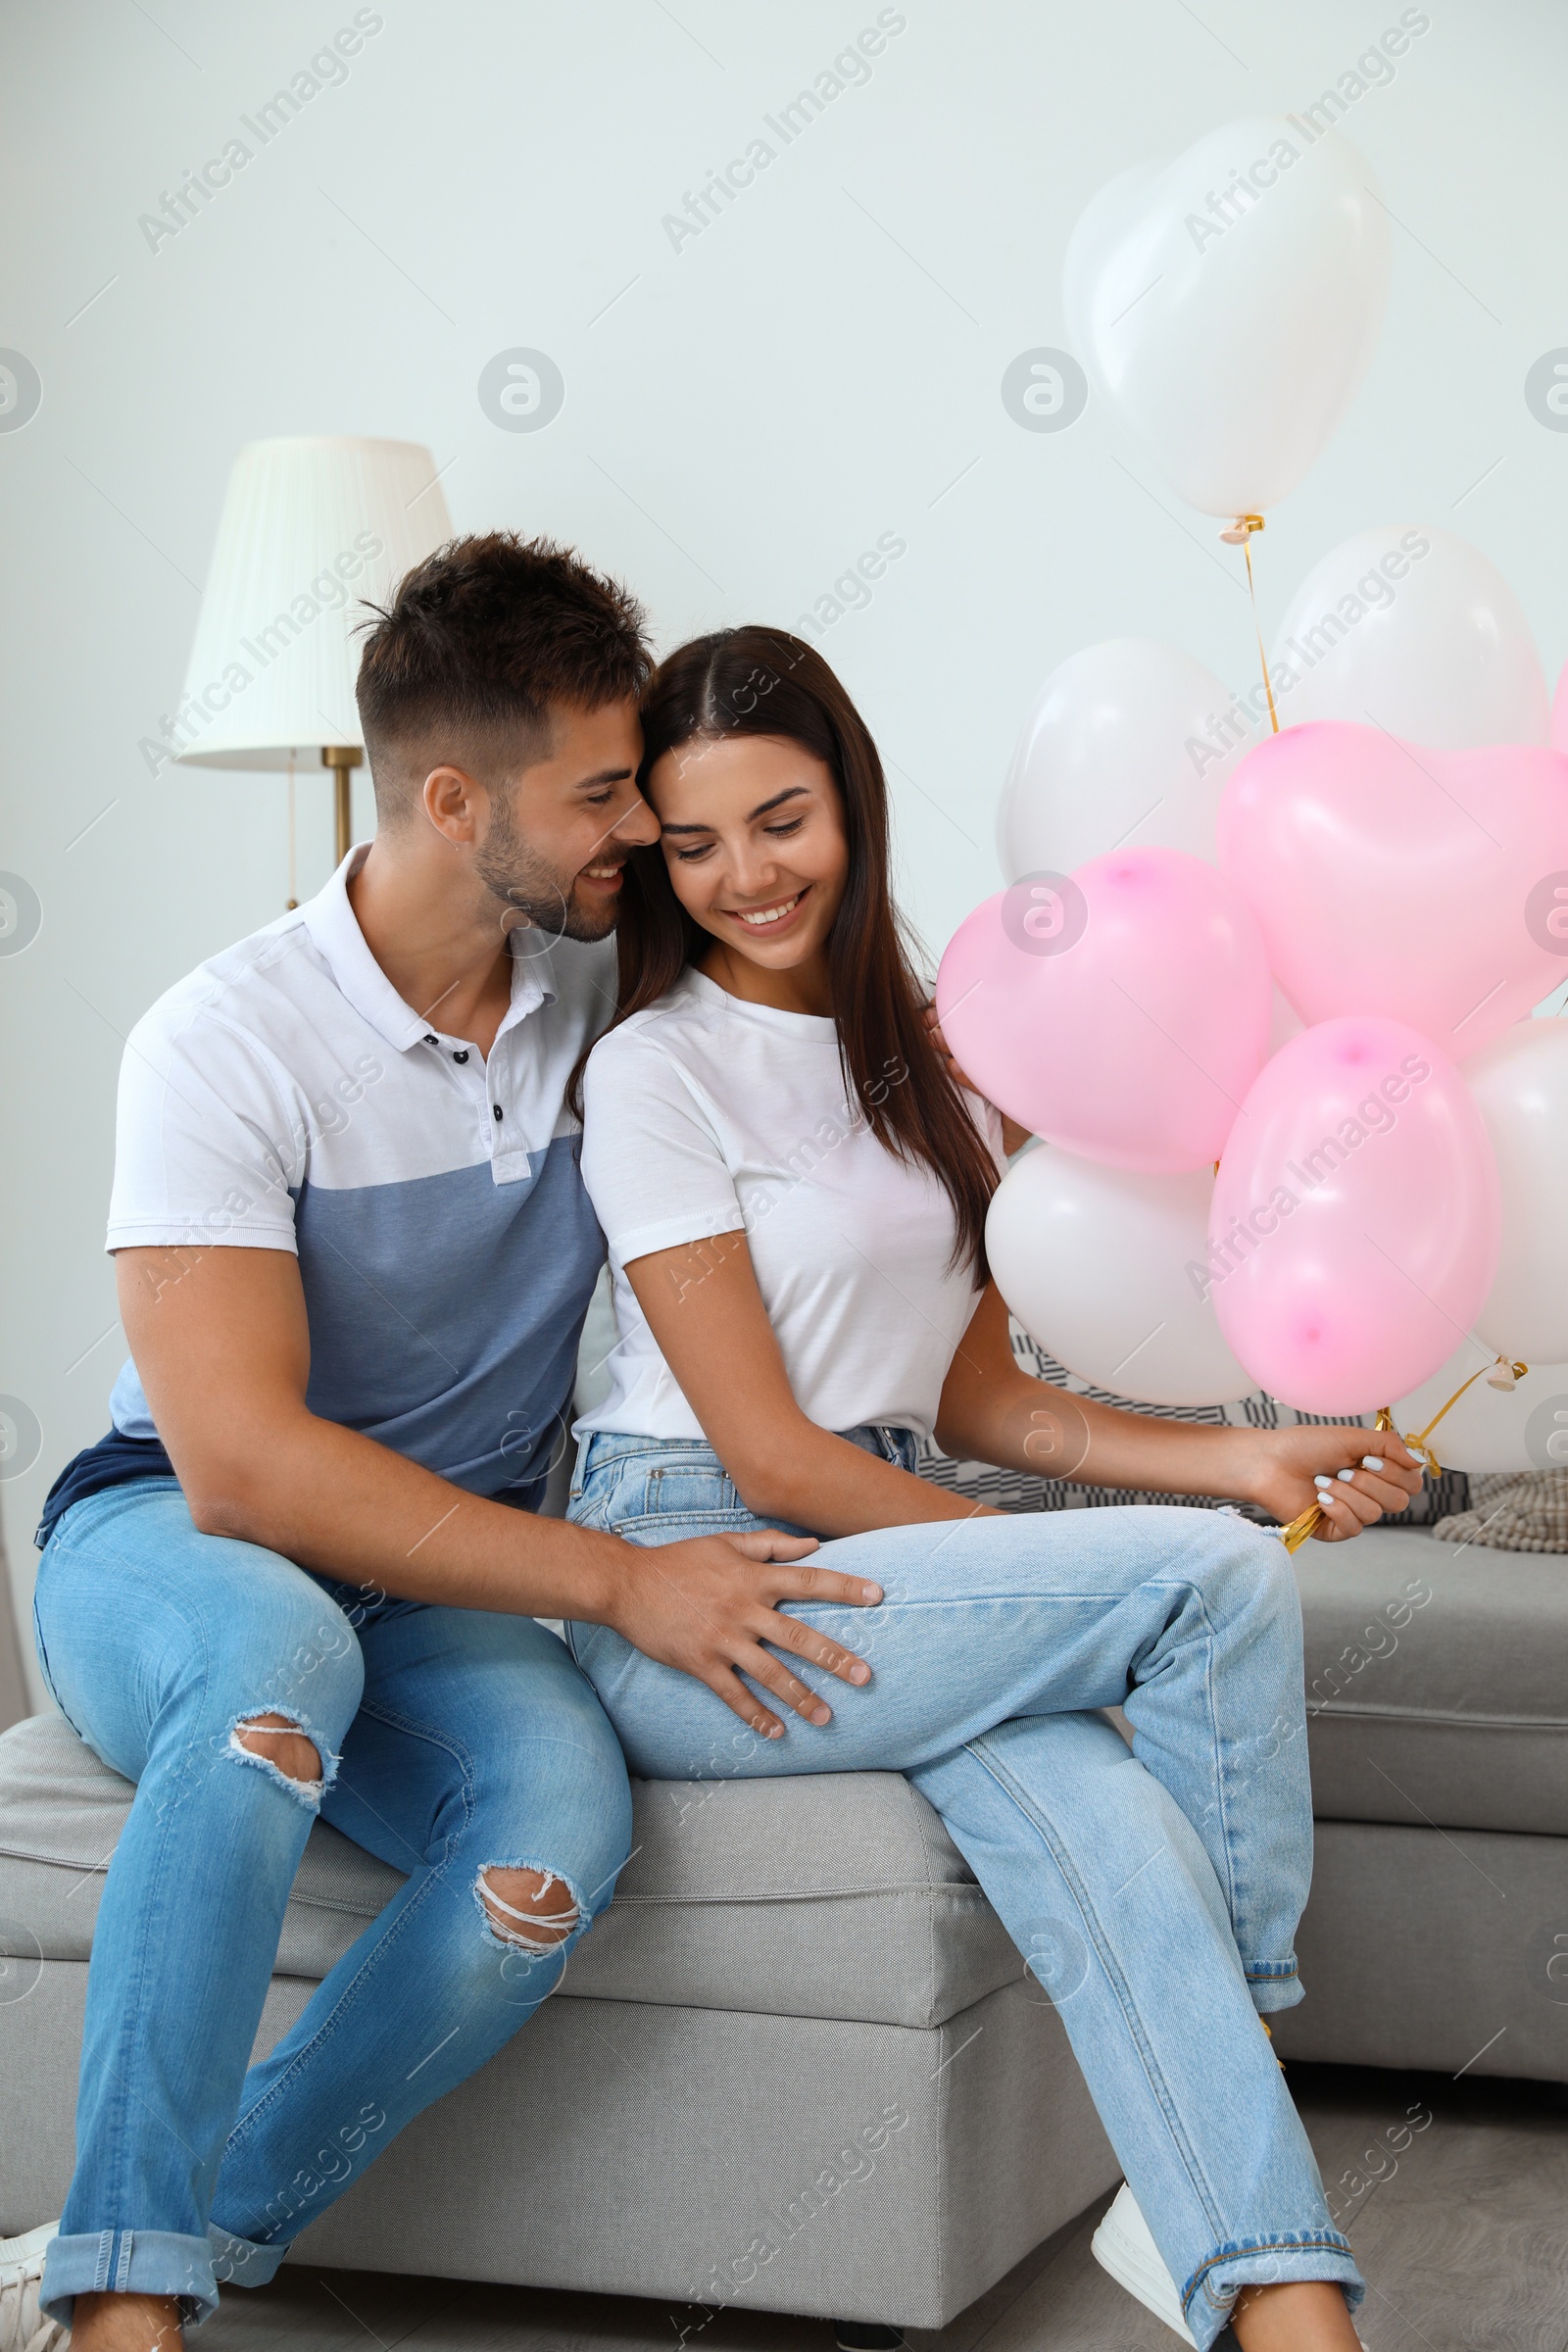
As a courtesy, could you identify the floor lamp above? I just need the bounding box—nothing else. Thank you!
[172,437,454,896]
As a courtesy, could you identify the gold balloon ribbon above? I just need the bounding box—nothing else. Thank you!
[1277,1363,1529,1553]
[1219,513,1280,735]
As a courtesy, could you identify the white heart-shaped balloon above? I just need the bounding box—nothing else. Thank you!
[1064,115,1390,514]
[1464,1020,1568,1364]
[1270,524,1549,748]
[997,639,1247,878]
[986,1146,1255,1407]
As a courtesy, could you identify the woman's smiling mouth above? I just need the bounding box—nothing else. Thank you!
[724,887,810,934]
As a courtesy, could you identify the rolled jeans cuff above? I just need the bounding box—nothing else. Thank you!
[1245,1961,1304,2016]
[41,2227,221,2329]
[210,2220,292,2291]
[1187,2234,1364,2345]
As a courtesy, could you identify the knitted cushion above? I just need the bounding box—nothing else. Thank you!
[1430,1469,1568,1553]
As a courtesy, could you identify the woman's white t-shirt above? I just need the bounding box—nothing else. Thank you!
[574,968,1002,1445]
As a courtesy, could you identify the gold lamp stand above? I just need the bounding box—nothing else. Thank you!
[322,744,364,863]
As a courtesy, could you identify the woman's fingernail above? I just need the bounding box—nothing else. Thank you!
[1337,1467,1357,1482]
[862,1583,883,1604]
[810,1703,832,1726]
[1314,1474,1333,1489]
[850,1663,870,1685]
[765,1722,784,1740]
[1361,1455,1385,1471]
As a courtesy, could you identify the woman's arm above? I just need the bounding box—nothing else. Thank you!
[623,1232,1000,1538]
[936,1282,1424,1541]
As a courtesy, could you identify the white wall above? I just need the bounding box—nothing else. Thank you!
[4,0,1566,1698]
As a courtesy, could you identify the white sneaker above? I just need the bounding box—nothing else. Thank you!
[1091,2184,1197,2345]
[0,2223,68,2351]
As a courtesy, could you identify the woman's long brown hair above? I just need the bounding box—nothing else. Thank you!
[572,625,998,1274]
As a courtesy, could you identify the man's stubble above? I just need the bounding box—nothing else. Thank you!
[474,786,620,945]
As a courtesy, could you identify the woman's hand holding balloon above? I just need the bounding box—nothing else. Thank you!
[1241,1426,1424,1542]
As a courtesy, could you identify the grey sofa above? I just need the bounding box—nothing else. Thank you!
[0,1522,1563,2329]
[0,1718,1118,2328]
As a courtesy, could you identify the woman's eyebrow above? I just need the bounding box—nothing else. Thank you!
[662,785,809,835]
[747,785,808,820]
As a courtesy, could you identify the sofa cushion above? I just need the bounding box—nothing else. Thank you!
[0,1714,1020,2032]
[1432,1468,1568,1552]
[1297,1526,1568,1835]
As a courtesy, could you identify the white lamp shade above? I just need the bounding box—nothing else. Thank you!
[172,437,454,771]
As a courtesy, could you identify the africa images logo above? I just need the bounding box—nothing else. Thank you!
[477,350,565,432]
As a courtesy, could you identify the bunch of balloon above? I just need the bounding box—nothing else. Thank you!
[944,112,1568,1537]
[938,849,1273,1410]
[1205,726,1568,1541]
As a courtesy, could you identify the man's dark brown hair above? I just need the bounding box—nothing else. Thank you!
[355,532,652,826]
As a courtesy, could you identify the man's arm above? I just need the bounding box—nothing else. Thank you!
[117,1245,882,1734]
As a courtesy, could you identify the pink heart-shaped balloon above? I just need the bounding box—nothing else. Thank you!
[1209,1015,1499,1416]
[1217,721,1568,1060]
[935,847,1271,1172]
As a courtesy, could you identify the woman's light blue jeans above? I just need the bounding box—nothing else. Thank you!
[567,1427,1364,2349]
[31,1479,633,2330]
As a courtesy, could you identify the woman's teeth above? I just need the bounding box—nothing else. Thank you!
[736,893,802,927]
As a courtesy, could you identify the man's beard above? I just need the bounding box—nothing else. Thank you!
[474,792,619,943]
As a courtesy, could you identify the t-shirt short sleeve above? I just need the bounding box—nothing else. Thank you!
[580,1022,745,1265]
[970,1092,1007,1172]
[106,998,304,1254]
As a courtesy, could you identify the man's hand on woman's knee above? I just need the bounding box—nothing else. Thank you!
[606,1532,883,1739]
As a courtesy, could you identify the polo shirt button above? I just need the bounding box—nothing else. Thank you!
[493,1103,503,1122]
[454,1049,469,1063]
[423,1033,438,1046]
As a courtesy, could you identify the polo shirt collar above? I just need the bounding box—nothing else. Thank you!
[300,847,560,1054]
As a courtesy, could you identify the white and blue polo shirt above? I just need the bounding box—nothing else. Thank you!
[38,848,612,1544]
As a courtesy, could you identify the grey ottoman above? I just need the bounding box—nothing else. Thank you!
[0,1717,1118,2328]
[1281,1526,1568,2082]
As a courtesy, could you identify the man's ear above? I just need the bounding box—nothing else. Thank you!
[421,763,489,845]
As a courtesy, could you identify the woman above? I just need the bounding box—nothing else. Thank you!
[566,626,1416,2351]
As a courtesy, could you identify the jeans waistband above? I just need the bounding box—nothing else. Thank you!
[845,1423,922,1472]
[575,1423,921,1480]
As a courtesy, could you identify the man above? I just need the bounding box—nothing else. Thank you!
[7,536,877,2352]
